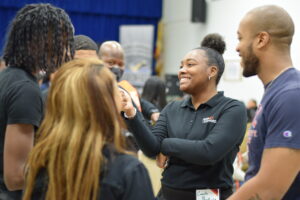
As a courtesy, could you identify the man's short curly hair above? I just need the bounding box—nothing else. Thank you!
[3,3,75,73]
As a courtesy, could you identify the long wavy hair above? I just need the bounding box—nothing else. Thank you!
[23,59,127,200]
[3,3,74,73]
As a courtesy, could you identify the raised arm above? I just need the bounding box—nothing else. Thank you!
[121,89,167,157]
[160,101,247,165]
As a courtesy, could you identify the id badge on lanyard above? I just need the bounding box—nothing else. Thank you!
[196,189,220,200]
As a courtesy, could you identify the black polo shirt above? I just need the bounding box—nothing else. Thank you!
[126,92,247,191]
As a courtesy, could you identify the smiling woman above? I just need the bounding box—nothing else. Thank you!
[121,33,247,200]
[178,34,225,106]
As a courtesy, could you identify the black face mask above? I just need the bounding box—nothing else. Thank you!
[110,66,124,82]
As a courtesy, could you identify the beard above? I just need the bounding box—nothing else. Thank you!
[242,44,259,77]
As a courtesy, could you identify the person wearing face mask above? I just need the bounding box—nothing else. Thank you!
[120,34,247,200]
[99,41,164,195]
[98,41,125,81]
[99,41,160,123]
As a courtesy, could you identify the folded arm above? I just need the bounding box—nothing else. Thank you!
[161,102,247,165]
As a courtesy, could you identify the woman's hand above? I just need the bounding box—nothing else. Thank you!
[119,88,136,118]
[156,153,168,169]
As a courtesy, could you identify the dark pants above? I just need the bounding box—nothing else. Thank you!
[161,185,233,200]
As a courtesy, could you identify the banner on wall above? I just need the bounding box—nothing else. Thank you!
[120,25,154,89]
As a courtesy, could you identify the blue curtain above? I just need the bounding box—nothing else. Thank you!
[0,0,162,53]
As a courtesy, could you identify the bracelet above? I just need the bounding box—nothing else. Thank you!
[124,108,137,119]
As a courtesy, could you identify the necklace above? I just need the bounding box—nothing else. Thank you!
[265,67,292,91]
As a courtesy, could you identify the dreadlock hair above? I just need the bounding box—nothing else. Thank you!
[3,3,74,74]
[196,33,226,85]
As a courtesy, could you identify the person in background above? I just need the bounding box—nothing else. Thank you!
[42,34,99,101]
[246,99,257,123]
[99,41,165,195]
[232,99,258,183]
[141,77,167,196]
[120,33,247,200]
[229,5,300,200]
[99,41,160,122]
[142,76,167,114]
[74,35,99,59]
[23,58,155,200]
[0,4,74,199]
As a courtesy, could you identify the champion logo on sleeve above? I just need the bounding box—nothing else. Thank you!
[203,116,217,124]
[282,130,293,138]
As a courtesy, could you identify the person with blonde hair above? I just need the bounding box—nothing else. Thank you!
[23,59,154,200]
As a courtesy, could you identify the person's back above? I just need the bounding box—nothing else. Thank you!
[23,59,154,200]
[31,145,153,200]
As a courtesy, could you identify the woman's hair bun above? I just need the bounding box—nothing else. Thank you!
[200,33,226,55]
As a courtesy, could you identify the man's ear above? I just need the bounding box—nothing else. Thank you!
[256,31,270,49]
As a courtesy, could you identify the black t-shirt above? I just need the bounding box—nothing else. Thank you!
[0,67,43,199]
[30,145,155,200]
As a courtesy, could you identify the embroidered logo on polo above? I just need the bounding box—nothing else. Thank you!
[203,116,217,123]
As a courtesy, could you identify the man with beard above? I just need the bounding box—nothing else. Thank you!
[228,5,300,200]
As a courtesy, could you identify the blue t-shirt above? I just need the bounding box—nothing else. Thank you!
[246,68,300,200]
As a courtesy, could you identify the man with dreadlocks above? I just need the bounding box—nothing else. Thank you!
[0,3,74,199]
